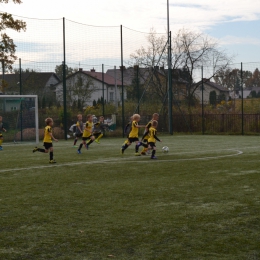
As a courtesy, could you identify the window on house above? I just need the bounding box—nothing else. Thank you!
[110,92,114,101]
[11,107,17,111]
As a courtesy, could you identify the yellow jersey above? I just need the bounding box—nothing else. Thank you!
[128,120,139,138]
[83,121,93,138]
[143,120,153,140]
[43,125,52,143]
[148,127,160,143]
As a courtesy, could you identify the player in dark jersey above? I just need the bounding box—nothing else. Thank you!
[93,116,107,144]
[33,118,58,163]
[121,116,133,148]
[73,114,84,147]
[138,113,159,155]
[0,116,7,151]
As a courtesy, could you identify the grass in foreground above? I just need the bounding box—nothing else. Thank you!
[0,135,260,259]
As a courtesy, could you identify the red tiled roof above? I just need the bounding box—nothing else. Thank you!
[83,71,122,86]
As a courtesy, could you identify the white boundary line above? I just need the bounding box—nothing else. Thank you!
[0,149,243,173]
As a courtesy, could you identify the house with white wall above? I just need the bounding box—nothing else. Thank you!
[193,79,230,104]
[55,68,124,107]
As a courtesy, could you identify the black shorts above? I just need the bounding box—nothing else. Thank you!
[44,142,53,149]
[128,137,139,143]
[142,138,148,143]
[93,132,102,137]
[82,135,93,141]
[0,133,3,138]
[75,133,83,138]
[148,142,156,148]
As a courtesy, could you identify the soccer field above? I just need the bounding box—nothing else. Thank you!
[0,135,260,259]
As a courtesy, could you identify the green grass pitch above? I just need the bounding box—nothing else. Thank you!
[0,135,260,259]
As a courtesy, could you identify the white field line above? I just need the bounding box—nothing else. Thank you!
[0,149,243,173]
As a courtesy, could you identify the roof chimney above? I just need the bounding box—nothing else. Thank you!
[79,68,83,72]
[91,68,95,72]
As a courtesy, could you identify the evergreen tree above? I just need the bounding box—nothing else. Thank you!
[42,96,46,109]
[209,91,216,105]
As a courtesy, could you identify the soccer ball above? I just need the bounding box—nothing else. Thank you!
[162,146,169,153]
[67,134,71,139]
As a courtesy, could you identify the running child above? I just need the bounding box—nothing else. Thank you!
[147,120,161,159]
[33,118,58,163]
[121,115,133,147]
[138,113,159,155]
[77,114,95,154]
[0,116,7,151]
[73,114,84,147]
[93,116,107,144]
[121,114,145,156]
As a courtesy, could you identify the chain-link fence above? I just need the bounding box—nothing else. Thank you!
[1,14,260,138]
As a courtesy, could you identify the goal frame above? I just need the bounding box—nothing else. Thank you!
[0,95,39,144]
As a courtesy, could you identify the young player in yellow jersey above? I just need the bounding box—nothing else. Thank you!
[93,116,107,144]
[121,115,133,147]
[148,120,162,159]
[77,114,95,154]
[73,114,84,147]
[121,114,145,156]
[0,116,7,151]
[138,113,159,155]
[33,118,58,163]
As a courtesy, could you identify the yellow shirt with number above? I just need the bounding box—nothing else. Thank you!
[83,121,93,138]
[128,120,139,138]
[43,125,52,143]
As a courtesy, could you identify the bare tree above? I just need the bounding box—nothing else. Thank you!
[130,28,167,68]
[129,28,233,108]
[0,1,26,93]
[172,28,233,107]
[66,74,96,108]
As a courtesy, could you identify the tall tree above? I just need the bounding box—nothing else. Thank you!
[130,28,233,108]
[0,1,26,70]
[0,0,26,93]
[173,28,232,108]
[245,68,260,88]
[55,64,77,80]
[66,74,96,108]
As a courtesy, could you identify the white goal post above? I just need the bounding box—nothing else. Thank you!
[0,95,39,144]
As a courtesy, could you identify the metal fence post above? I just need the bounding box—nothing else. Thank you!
[102,64,105,116]
[120,25,125,137]
[134,65,140,114]
[202,66,204,135]
[19,58,23,141]
[241,62,244,135]
[168,31,173,135]
[63,17,68,140]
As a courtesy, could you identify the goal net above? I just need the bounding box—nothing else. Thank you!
[0,95,39,144]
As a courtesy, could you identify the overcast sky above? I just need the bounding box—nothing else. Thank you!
[1,0,260,67]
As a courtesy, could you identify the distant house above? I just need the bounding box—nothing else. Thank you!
[106,66,188,102]
[239,87,260,99]
[55,68,123,107]
[0,72,60,96]
[0,72,60,111]
[193,79,230,104]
